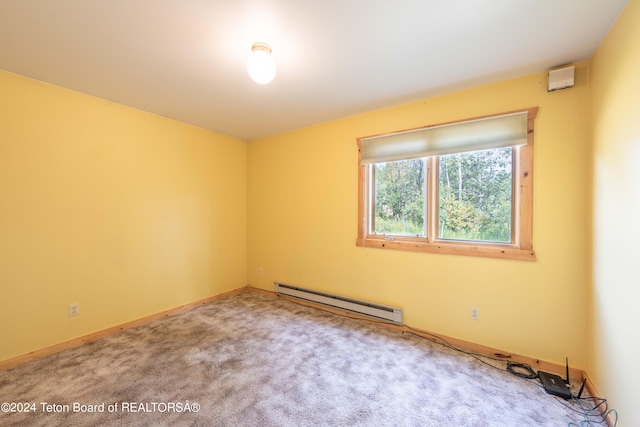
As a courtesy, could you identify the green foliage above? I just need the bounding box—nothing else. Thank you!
[438,148,512,242]
[373,217,425,236]
[371,148,512,242]
[373,158,425,236]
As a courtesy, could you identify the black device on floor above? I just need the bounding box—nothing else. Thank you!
[538,357,572,400]
[538,371,572,399]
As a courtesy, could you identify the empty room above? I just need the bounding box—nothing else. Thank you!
[1,1,638,426]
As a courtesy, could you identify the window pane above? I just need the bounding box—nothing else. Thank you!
[372,159,425,236]
[438,147,512,243]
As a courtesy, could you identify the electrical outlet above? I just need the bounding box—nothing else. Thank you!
[258,267,264,276]
[69,303,80,317]
[470,307,479,320]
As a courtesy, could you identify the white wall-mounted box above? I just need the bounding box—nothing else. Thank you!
[548,66,575,91]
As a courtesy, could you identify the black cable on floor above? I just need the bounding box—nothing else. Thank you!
[506,361,538,379]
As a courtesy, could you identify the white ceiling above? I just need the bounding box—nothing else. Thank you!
[0,1,629,141]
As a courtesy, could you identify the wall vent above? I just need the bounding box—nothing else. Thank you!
[548,65,575,91]
[274,282,403,325]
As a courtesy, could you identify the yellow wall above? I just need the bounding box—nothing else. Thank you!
[590,0,640,424]
[0,70,247,361]
[248,65,591,368]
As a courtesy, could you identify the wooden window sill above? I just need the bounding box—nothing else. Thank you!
[355,237,536,261]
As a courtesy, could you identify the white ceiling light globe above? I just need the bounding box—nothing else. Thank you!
[247,43,276,84]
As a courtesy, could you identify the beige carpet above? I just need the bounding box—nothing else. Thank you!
[0,291,600,426]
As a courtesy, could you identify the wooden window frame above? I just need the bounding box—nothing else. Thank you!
[356,107,538,261]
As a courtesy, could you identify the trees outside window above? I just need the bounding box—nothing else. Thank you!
[357,108,537,261]
[372,158,425,236]
[438,147,512,243]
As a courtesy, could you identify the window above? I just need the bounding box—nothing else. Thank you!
[438,147,512,243]
[371,158,426,236]
[357,108,537,261]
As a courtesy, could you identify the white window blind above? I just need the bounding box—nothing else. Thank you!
[360,111,528,164]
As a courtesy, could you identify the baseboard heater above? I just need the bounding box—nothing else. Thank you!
[274,282,403,325]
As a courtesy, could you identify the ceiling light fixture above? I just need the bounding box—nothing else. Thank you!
[247,42,276,84]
